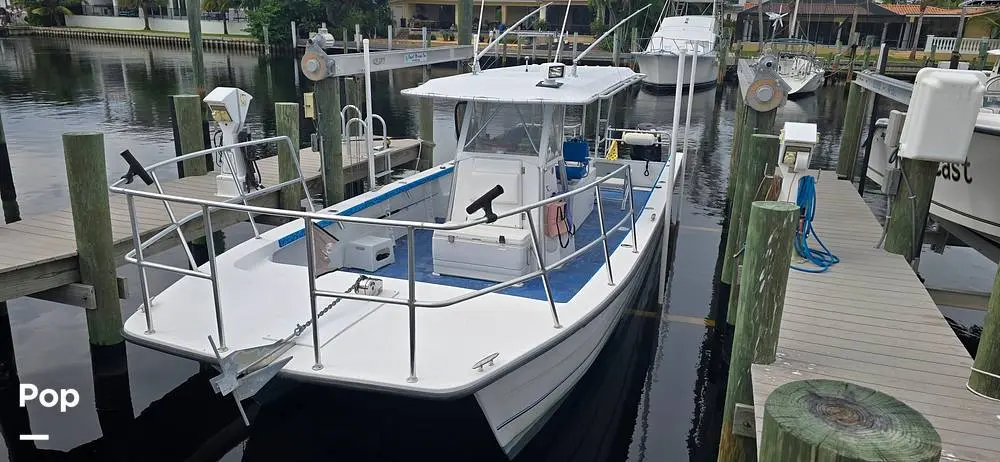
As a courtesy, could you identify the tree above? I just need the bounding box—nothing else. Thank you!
[203,0,233,34]
[118,0,165,31]
[13,0,77,26]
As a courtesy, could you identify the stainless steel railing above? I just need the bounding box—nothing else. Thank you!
[111,137,651,381]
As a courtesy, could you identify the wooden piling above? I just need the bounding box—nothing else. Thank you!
[314,77,343,205]
[0,109,21,223]
[970,263,1000,399]
[721,111,776,287]
[171,95,208,177]
[275,102,302,211]
[725,135,780,325]
[884,158,939,264]
[835,83,868,180]
[419,32,435,170]
[187,0,207,96]
[760,379,941,461]
[726,91,746,204]
[63,132,122,346]
[457,0,472,45]
[717,201,798,462]
[717,30,730,86]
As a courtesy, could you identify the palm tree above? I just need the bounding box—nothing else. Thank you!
[203,0,232,34]
[118,0,165,31]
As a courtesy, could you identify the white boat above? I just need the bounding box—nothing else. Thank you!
[634,15,719,89]
[765,39,824,96]
[867,70,1000,243]
[111,57,686,456]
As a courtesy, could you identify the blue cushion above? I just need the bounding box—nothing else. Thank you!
[563,139,589,163]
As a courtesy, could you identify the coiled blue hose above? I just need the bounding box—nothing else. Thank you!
[791,175,839,273]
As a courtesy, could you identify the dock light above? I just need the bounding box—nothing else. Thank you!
[204,87,253,197]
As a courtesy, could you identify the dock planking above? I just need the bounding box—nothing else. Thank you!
[0,139,421,302]
[750,176,1000,461]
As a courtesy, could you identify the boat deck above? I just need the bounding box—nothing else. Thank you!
[749,176,1000,461]
[0,139,422,303]
[347,187,653,302]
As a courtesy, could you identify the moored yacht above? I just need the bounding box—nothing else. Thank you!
[634,15,719,89]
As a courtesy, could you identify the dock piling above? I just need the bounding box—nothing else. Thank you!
[314,77,343,205]
[275,102,302,211]
[970,264,1000,399]
[835,82,868,180]
[63,132,123,346]
[718,201,798,462]
[721,108,776,287]
[760,379,941,461]
[419,33,434,170]
[0,109,20,223]
[725,134,780,324]
[171,95,209,177]
[883,157,939,265]
[726,90,746,205]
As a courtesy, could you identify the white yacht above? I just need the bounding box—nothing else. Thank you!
[634,15,719,89]
[111,59,685,456]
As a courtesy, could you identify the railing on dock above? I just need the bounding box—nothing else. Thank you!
[110,138,648,383]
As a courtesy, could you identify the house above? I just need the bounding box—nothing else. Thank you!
[882,5,997,51]
[738,0,904,46]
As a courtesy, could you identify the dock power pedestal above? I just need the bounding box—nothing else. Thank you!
[204,87,253,197]
[776,122,818,205]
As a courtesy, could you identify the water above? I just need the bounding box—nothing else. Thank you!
[0,36,990,461]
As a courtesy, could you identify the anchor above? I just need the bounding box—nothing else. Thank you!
[206,275,376,424]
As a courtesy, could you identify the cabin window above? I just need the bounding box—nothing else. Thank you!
[464,102,542,156]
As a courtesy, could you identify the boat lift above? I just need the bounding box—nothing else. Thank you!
[300,32,474,191]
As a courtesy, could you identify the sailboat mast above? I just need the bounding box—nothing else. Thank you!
[789,0,801,39]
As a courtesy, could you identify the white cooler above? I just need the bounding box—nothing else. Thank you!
[432,225,533,282]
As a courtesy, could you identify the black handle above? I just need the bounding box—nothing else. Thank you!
[119,150,154,186]
[466,185,504,223]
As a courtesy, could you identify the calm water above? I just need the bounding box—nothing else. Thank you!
[0,36,990,461]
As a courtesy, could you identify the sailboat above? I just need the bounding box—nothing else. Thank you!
[110,6,693,458]
[762,0,824,96]
[634,0,720,89]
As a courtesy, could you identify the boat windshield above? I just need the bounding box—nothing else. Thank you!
[464,102,543,156]
[983,76,1000,113]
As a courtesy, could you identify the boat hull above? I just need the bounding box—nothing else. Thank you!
[782,70,824,96]
[867,115,1000,240]
[474,214,662,457]
[635,52,719,89]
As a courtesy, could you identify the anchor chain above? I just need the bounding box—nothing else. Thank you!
[288,275,371,340]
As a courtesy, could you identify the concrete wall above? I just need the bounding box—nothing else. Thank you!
[65,15,251,36]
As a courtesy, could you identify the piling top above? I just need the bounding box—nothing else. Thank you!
[750,201,798,213]
[763,379,941,461]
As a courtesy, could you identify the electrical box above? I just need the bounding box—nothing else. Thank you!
[899,68,986,163]
[778,122,817,173]
[303,92,315,119]
[344,236,395,272]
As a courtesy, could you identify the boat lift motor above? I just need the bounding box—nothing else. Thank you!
[204,87,253,197]
[776,121,818,204]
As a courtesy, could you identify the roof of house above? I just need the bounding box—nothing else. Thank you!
[741,0,900,18]
[882,5,996,17]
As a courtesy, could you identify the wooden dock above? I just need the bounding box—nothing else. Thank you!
[0,139,421,304]
[749,176,1000,461]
